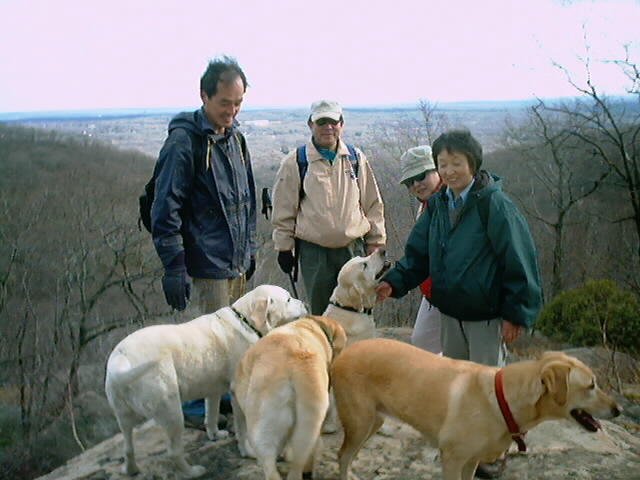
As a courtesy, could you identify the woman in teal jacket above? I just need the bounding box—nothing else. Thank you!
[376,130,542,479]
[377,130,542,367]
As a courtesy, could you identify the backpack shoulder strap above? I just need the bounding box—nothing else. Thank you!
[188,130,205,169]
[346,144,359,178]
[296,145,308,200]
[296,144,359,200]
[477,191,492,230]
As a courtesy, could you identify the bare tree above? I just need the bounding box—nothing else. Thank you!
[503,102,610,297]
[541,50,640,258]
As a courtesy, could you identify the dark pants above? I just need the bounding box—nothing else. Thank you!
[298,238,365,315]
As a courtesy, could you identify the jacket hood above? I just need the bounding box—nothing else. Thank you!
[434,170,502,204]
[472,170,502,196]
[168,108,239,139]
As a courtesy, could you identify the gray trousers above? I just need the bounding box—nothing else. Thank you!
[298,238,365,315]
[440,312,506,367]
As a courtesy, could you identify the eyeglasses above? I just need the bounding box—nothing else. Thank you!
[315,118,340,127]
[402,171,427,187]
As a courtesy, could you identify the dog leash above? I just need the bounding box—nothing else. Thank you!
[287,272,299,299]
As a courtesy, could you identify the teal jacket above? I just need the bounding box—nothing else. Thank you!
[383,171,542,328]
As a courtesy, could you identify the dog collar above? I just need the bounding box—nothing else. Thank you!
[231,307,263,338]
[328,301,372,315]
[495,369,527,452]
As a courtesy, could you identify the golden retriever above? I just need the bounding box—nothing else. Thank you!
[332,339,622,480]
[232,315,347,480]
[104,285,307,478]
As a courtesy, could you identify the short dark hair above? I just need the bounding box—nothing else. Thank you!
[200,55,248,98]
[432,129,483,173]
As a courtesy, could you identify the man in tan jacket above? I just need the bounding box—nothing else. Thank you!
[271,100,386,314]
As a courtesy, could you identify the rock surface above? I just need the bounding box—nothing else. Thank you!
[35,414,640,480]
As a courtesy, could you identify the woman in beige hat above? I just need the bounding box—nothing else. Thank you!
[399,145,443,354]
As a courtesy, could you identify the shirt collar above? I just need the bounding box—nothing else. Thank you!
[446,178,475,208]
[199,107,237,140]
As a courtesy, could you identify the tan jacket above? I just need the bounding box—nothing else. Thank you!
[271,139,386,251]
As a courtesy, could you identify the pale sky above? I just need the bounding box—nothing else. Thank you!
[0,0,638,113]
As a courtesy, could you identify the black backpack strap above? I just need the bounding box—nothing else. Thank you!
[477,192,491,230]
[296,145,308,201]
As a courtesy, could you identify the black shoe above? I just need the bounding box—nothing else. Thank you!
[474,458,506,479]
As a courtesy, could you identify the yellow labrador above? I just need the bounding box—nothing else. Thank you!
[332,339,622,480]
[104,285,307,478]
[232,315,347,480]
[323,248,390,345]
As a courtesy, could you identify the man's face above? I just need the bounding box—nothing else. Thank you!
[309,117,343,150]
[201,75,245,133]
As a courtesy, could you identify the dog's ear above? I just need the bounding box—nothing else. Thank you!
[331,322,348,357]
[541,362,571,406]
[347,283,367,312]
[249,296,270,333]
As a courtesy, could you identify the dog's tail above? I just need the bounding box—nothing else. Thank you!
[106,353,158,386]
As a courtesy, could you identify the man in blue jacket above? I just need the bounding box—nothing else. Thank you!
[151,56,256,315]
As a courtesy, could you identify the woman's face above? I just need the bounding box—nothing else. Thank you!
[437,150,474,196]
[406,170,441,202]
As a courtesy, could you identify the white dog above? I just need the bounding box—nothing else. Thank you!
[104,285,307,478]
[323,248,390,345]
[320,249,389,433]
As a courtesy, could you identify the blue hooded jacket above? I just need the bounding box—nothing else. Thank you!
[151,108,256,279]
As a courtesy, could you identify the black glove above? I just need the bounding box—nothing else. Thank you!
[277,250,295,274]
[246,257,256,281]
[162,270,191,311]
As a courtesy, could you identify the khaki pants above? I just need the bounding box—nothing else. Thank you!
[191,276,246,315]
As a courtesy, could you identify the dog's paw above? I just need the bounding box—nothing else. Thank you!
[122,462,139,476]
[186,464,206,478]
[238,441,256,458]
[207,428,230,441]
[321,422,338,434]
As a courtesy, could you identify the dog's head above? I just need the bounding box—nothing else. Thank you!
[536,351,622,431]
[330,249,390,312]
[233,285,307,336]
[309,315,348,362]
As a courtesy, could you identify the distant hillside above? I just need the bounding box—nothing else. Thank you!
[0,98,542,123]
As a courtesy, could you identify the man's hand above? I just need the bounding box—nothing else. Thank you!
[162,270,191,311]
[277,251,295,274]
[246,257,256,281]
[502,320,523,345]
